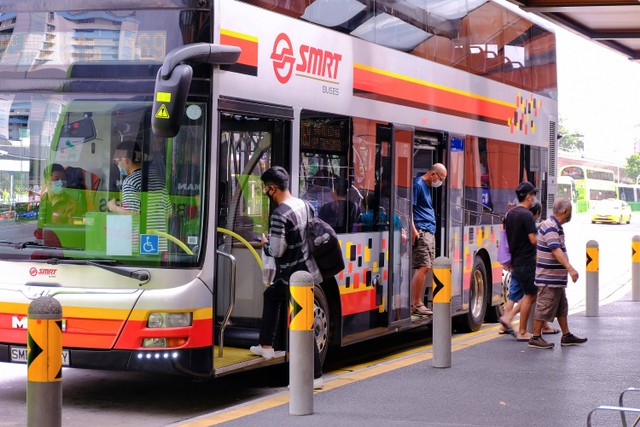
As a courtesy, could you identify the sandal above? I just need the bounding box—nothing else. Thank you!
[412,304,433,316]
[498,318,515,337]
[542,328,561,335]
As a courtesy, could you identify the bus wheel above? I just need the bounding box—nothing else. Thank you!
[485,269,508,323]
[314,285,330,365]
[455,257,487,332]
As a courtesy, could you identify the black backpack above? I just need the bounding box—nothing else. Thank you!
[305,202,345,280]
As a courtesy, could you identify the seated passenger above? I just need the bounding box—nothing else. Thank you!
[318,177,360,233]
[303,168,335,208]
[39,163,85,225]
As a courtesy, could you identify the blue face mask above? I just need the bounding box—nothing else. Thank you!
[50,179,65,195]
[118,165,128,176]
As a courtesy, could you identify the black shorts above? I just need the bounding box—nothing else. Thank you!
[511,265,537,295]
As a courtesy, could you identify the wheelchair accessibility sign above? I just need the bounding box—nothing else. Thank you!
[140,234,159,255]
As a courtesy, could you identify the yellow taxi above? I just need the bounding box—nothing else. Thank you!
[590,198,632,224]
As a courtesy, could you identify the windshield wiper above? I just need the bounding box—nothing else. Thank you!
[45,258,151,283]
[16,241,84,251]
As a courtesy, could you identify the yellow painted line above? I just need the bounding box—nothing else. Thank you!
[175,324,506,427]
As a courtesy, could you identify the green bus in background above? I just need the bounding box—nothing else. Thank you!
[617,183,640,211]
[559,165,617,213]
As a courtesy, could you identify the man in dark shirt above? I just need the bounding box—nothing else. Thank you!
[250,166,324,389]
[503,181,539,341]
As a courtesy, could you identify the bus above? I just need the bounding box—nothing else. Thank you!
[557,175,578,213]
[559,165,617,213]
[617,183,640,211]
[0,0,558,377]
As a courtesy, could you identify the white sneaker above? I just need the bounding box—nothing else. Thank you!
[249,345,275,359]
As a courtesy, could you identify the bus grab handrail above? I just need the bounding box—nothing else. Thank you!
[216,227,262,268]
[216,250,236,358]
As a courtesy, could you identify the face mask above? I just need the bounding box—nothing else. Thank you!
[118,165,128,176]
[431,179,443,188]
[50,180,64,195]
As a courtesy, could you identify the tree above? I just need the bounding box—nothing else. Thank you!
[625,153,640,182]
[558,117,585,153]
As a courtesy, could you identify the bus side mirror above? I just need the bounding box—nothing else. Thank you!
[152,43,241,138]
[152,64,193,138]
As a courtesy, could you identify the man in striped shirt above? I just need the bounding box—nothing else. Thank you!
[529,198,587,349]
[107,141,171,253]
[250,166,324,389]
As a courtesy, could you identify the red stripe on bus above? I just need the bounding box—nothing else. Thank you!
[341,289,377,316]
[115,318,213,349]
[221,34,258,67]
[63,317,123,348]
[353,67,512,122]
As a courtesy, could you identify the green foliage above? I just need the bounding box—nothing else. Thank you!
[558,117,584,152]
[625,153,640,182]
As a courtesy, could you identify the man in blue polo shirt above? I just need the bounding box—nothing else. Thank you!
[411,163,447,316]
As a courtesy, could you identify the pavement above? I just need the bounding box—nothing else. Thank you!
[175,292,640,427]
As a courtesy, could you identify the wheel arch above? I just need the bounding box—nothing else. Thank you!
[319,277,342,348]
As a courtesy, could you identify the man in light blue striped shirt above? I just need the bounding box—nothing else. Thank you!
[529,198,587,349]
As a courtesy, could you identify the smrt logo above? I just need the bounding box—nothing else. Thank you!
[270,33,342,85]
[29,267,57,277]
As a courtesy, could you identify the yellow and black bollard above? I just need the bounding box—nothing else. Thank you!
[432,256,452,368]
[289,270,315,415]
[586,240,599,317]
[27,296,63,427]
[632,236,640,301]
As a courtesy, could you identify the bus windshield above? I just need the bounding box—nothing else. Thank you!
[0,6,210,266]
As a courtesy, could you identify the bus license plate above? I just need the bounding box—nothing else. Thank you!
[10,346,70,366]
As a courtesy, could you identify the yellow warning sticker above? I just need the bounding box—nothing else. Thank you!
[156,92,171,103]
[586,246,599,272]
[289,286,314,331]
[633,240,640,263]
[155,104,170,119]
[433,266,451,303]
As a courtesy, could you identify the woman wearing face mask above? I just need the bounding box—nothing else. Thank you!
[40,163,83,224]
[410,163,447,316]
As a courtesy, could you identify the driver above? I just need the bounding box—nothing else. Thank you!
[107,141,171,253]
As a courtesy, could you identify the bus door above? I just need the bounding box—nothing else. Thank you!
[214,99,292,372]
[412,132,448,309]
[388,125,414,325]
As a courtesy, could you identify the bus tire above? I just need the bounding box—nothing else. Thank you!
[485,269,508,323]
[455,257,487,332]
[314,285,330,365]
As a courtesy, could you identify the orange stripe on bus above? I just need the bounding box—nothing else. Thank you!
[353,66,513,122]
[221,32,258,68]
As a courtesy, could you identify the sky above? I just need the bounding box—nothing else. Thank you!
[555,27,640,164]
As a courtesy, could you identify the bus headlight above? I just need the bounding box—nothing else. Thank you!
[147,312,193,328]
[142,338,166,348]
[148,313,165,328]
[166,313,192,327]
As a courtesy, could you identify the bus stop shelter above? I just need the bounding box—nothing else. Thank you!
[506,0,640,61]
